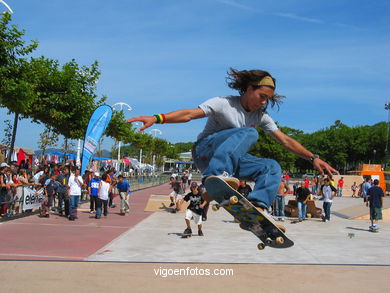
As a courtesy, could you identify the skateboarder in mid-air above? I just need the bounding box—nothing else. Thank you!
[127,68,338,215]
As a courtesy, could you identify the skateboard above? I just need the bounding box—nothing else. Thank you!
[369,227,379,233]
[205,176,294,250]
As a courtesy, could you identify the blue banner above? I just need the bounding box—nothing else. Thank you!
[81,105,113,174]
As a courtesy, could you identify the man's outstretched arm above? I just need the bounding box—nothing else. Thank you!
[270,129,339,176]
[126,107,206,131]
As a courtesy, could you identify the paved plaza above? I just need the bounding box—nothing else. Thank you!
[1,182,389,292]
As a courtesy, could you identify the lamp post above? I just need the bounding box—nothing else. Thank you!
[149,129,162,174]
[385,103,390,155]
[0,0,13,13]
[150,128,162,138]
[112,102,132,161]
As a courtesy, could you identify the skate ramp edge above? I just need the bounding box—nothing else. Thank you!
[144,194,189,212]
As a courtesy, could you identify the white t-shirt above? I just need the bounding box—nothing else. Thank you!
[99,181,110,200]
[33,171,44,184]
[68,174,83,196]
[197,96,278,140]
[322,185,334,203]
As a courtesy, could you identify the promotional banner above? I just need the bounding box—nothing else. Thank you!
[22,187,45,211]
[81,105,113,175]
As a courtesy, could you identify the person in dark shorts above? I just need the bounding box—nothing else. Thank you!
[366,179,384,231]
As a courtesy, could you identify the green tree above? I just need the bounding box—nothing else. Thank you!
[0,13,39,162]
[38,127,59,156]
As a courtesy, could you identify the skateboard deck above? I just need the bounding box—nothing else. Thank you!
[205,176,294,250]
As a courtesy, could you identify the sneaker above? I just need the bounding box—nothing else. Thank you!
[198,230,204,236]
[169,202,175,207]
[90,211,94,214]
[183,228,192,235]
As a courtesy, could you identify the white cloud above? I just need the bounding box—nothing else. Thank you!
[213,0,254,11]
[273,12,324,24]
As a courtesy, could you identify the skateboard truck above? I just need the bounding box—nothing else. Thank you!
[212,196,238,211]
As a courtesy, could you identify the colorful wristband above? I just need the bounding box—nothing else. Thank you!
[154,114,166,124]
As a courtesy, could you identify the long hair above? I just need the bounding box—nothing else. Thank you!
[226,68,285,110]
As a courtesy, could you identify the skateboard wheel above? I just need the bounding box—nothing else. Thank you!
[212,204,220,211]
[275,236,284,245]
[229,196,238,204]
[265,238,272,245]
[257,243,265,250]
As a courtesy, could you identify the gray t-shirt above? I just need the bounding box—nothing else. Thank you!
[197,96,278,140]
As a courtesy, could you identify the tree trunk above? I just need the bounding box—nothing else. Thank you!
[63,137,68,163]
[8,112,19,164]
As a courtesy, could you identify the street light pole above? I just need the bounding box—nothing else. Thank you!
[112,102,132,161]
[385,103,390,154]
[0,0,13,13]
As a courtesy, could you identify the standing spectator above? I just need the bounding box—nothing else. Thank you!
[42,174,58,218]
[0,163,10,216]
[67,167,83,221]
[362,178,372,202]
[96,173,111,219]
[312,176,318,196]
[328,175,335,188]
[273,179,290,221]
[351,182,358,198]
[321,178,337,222]
[107,168,117,208]
[169,176,183,213]
[337,177,344,197]
[295,182,311,222]
[56,167,70,217]
[284,173,290,185]
[17,169,29,185]
[303,177,310,189]
[187,170,193,186]
[82,170,92,201]
[366,179,384,231]
[116,175,131,215]
[181,171,189,193]
[88,172,101,214]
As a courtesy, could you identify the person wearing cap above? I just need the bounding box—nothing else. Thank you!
[116,175,131,215]
[127,69,338,223]
[88,172,101,214]
[183,182,207,236]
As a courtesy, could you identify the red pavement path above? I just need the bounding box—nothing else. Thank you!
[0,183,172,261]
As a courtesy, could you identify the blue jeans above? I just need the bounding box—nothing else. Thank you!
[323,202,332,220]
[69,195,80,218]
[297,201,307,220]
[337,188,342,197]
[193,127,282,208]
[96,198,108,218]
[274,195,285,217]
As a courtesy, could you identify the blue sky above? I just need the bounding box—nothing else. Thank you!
[1,0,389,151]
